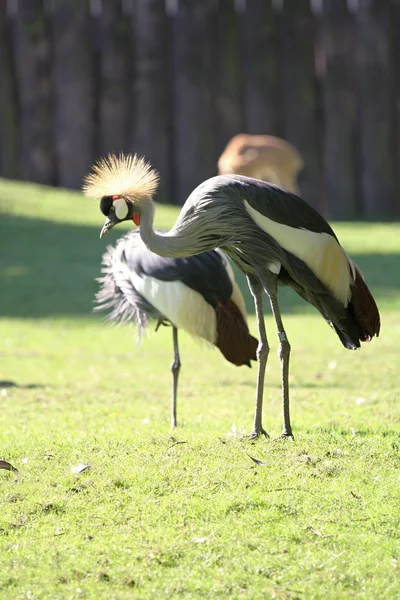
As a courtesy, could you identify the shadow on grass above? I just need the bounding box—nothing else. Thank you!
[0,380,47,389]
[1,214,399,319]
[1,214,124,319]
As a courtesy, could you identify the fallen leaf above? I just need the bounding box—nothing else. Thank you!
[167,440,187,450]
[306,526,323,536]
[0,460,18,472]
[71,464,90,474]
[247,454,268,466]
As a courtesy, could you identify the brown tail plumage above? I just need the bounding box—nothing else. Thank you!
[348,268,380,342]
[215,299,258,366]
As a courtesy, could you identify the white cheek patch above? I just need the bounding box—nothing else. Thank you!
[114,198,128,220]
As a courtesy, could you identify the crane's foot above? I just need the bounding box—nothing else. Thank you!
[274,431,295,442]
[242,427,269,441]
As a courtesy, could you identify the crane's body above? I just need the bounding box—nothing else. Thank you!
[84,154,381,438]
[163,175,376,350]
[95,229,257,427]
[218,134,304,194]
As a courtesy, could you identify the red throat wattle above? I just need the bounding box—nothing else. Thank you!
[133,213,140,226]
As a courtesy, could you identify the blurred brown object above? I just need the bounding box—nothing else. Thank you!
[217,134,304,194]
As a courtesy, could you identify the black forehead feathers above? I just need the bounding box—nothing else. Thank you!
[100,196,113,216]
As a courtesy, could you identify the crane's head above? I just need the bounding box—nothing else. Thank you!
[98,194,136,237]
[82,153,159,238]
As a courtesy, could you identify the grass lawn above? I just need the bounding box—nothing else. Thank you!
[1,178,400,599]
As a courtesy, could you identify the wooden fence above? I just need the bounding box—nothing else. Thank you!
[0,0,399,218]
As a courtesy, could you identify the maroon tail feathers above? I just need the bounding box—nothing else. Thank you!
[215,298,258,367]
[348,268,380,342]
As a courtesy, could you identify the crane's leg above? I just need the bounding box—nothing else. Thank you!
[267,293,293,439]
[171,326,181,429]
[247,276,270,439]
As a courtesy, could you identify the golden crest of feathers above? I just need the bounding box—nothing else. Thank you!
[82,153,159,202]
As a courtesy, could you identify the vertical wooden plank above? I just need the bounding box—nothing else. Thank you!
[131,0,171,203]
[13,0,55,185]
[172,1,216,204]
[320,0,357,218]
[356,0,395,216]
[98,0,131,157]
[393,0,400,213]
[51,0,95,189]
[215,0,242,152]
[240,0,278,135]
[0,6,19,179]
[279,0,320,208]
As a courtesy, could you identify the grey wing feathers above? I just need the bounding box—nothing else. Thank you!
[218,175,338,239]
[277,254,360,350]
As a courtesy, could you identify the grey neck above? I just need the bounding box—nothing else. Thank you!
[138,196,201,258]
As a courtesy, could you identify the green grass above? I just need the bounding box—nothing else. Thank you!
[1,178,400,599]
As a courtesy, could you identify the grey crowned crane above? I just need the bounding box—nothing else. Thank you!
[83,154,381,439]
[95,229,258,428]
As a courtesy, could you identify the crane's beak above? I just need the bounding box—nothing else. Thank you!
[100,217,115,238]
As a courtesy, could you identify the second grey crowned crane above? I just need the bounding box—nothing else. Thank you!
[95,230,258,428]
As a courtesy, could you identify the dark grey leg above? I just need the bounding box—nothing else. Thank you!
[247,276,270,438]
[268,294,293,439]
[171,326,181,429]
